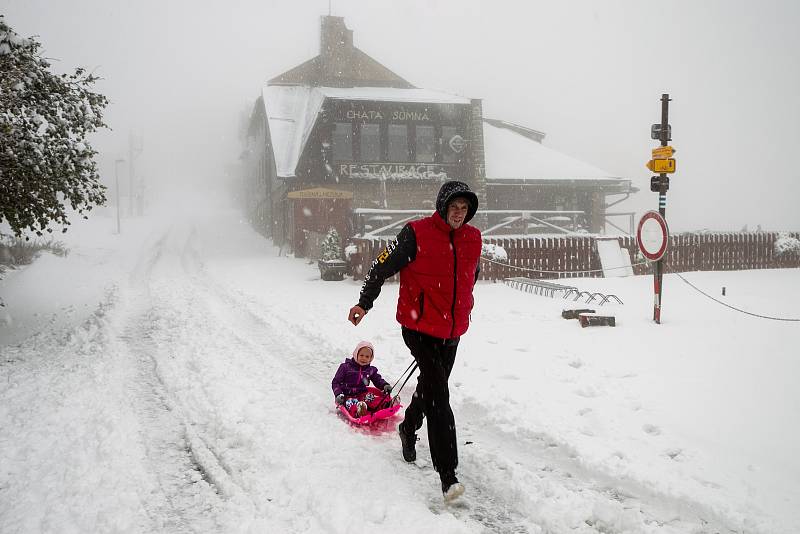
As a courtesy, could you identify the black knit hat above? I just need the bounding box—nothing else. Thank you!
[435,181,479,223]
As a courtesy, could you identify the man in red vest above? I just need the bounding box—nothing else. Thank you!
[348,181,482,502]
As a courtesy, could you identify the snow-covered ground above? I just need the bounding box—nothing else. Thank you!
[1,202,798,533]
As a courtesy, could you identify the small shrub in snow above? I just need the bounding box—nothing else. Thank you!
[482,243,508,262]
[774,233,800,256]
[0,234,67,266]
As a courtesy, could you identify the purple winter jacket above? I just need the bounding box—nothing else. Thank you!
[331,357,389,397]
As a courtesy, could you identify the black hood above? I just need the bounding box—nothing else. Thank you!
[435,181,479,224]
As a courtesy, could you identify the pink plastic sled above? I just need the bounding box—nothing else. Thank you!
[336,386,403,426]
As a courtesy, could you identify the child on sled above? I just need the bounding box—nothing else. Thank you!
[332,341,393,418]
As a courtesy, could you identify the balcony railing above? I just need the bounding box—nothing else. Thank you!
[353,208,591,238]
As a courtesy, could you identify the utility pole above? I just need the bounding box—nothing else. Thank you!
[128,132,143,216]
[114,158,125,234]
[128,133,134,217]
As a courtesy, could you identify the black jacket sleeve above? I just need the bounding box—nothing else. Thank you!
[357,224,417,311]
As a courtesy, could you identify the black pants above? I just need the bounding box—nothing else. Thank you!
[401,327,460,475]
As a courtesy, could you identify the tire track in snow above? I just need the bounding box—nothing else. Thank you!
[115,225,236,532]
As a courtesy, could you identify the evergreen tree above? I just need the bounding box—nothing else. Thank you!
[0,16,108,237]
[321,227,342,261]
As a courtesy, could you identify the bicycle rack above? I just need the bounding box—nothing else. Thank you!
[505,278,623,305]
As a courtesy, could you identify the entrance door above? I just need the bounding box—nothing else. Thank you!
[292,198,352,258]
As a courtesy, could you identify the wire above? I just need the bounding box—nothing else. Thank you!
[481,254,799,321]
[675,273,800,322]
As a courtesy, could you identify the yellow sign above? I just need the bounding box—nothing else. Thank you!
[287,187,354,199]
[652,146,675,159]
[646,158,676,173]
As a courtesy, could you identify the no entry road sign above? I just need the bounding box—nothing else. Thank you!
[636,211,669,261]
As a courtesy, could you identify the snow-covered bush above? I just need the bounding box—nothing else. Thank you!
[774,233,800,257]
[0,16,108,237]
[482,243,508,262]
[344,243,358,259]
[320,228,343,261]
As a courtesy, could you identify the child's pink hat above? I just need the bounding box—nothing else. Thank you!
[352,340,375,361]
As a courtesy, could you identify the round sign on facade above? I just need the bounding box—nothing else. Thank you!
[448,135,466,153]
[636,211,669,261]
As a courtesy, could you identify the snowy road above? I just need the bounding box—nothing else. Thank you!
[2,211,794,533]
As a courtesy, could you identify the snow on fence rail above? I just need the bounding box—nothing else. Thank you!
[347,232,800,281]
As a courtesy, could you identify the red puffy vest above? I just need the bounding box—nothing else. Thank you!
[396,213,482,339]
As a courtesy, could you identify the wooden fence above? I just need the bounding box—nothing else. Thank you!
[349,232,800,281]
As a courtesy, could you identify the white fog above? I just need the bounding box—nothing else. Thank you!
[1,1,799,533]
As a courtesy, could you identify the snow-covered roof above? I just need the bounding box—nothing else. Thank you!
[262,85,325,178]
[483,121,622,182]
[316,87,470,104]
[261,85,470,177]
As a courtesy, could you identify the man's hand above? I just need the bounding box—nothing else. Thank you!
[348,305,367,326]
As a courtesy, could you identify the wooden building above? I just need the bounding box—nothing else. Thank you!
[482,119,636,234]
[243,16,635,257]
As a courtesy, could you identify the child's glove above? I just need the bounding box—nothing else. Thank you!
[335,394,345,405]
[382,384,392,394]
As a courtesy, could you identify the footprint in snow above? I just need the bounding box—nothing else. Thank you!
[694,477,722,489]
[574,385,602,398]
[642,424,661,436]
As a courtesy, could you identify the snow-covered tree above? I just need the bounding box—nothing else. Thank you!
[0,16,108,237]
[321,227,342,261]
[775,232,800,257]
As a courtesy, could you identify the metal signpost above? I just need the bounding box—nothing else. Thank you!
[645,94,676,324]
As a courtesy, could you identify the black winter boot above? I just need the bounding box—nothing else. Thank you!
[398,422,418,462]
[440,470,465,503]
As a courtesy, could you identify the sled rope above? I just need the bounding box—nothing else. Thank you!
[389,360,418,397]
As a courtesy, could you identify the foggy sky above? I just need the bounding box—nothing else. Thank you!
[4,0,799,231]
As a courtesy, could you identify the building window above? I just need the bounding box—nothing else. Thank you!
[359,123,381,162]
[333,122,353,161]
[442,126,459,163]
[388,124,409,162]
[415,125,435,163]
